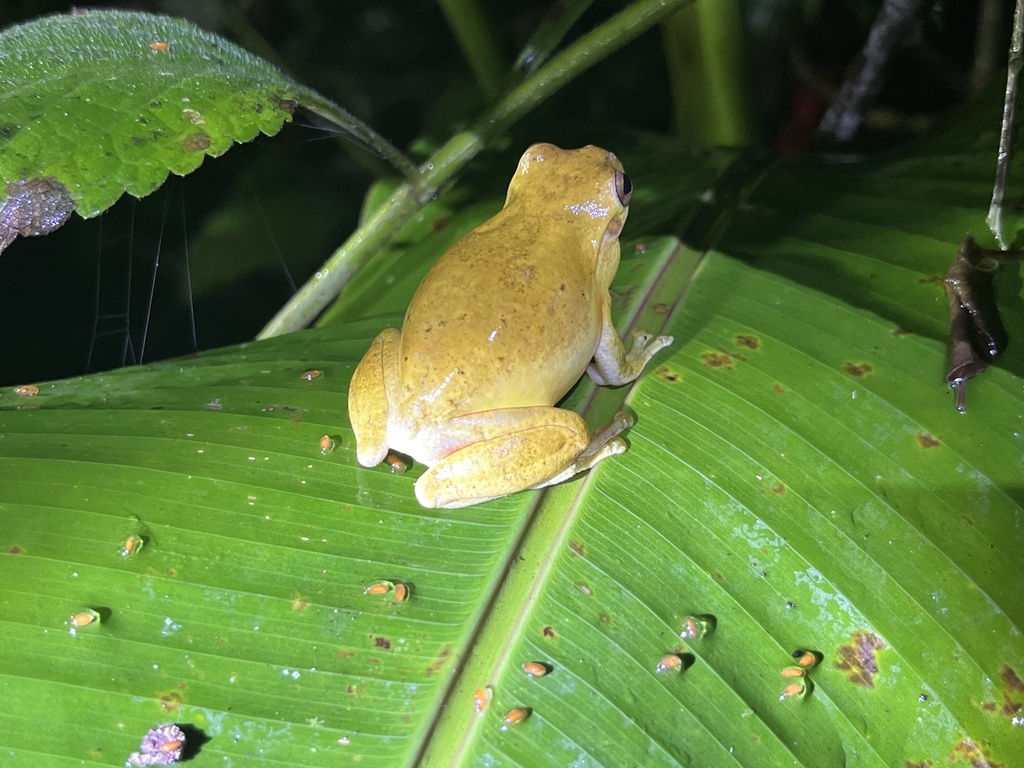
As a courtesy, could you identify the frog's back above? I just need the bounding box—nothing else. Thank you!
[396,208,601,420]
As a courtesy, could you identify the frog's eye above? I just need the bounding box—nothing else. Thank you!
[615,172,632,205]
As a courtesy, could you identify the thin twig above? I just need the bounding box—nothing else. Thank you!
[986,0,1024,249]
[817,0,924,143]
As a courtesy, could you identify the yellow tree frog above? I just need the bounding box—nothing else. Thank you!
[348,143,672,508]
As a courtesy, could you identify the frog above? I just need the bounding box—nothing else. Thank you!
[348,143,673,508]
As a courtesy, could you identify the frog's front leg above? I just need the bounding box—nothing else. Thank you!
[348,328,401,467]
[415,407,627,509]
[587,300,673,386]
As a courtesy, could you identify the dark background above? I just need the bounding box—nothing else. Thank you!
[0,0,1003,386]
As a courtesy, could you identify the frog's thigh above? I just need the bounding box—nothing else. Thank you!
[415,407,591,509]
[348,328,401,467]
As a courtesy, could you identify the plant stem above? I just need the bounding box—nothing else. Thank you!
[661,0,755,147]
[511,0,595,76]
[436,0,509,99]
[987,0,1024,249]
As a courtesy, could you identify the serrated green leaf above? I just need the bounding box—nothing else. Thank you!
[0,9,297,241]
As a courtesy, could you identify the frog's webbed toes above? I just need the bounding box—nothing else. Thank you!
[628,329,673,366]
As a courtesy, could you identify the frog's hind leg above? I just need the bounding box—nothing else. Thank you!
[415,407,630,509]
[348,328,401,467]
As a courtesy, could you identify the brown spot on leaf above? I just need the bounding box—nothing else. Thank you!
[950,737,1004,768]
[542,625,557,639]
[892,326,908,337]
[834,631,885,688]
[181,132,211,152]
[655,364,681,383]
[291,593,309,611]
[598,613,610,624]
[773,382,786,394]
[8,545,24,555]
[425,643,453,676]
[653,303,668,314]
[158,691,184,713]
[335,647,355,659]
[373,636,391,650]
[0,177,75,254]
[568,539,585,557]
[735,334,760,350]
[431,216,449,233]
[701,351,734,369]
[1001,665,1024,691]
[842,362,873,378]
[771,482,786,495]
[917,433,941,449]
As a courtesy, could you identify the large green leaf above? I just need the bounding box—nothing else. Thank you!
[2,104,1023,768]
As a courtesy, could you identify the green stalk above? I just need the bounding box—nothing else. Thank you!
[512,0,595,75]
[257,0,695,340]
[436,0,509,99]
[661,0,755,147]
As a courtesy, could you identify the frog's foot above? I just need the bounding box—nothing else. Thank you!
[588,325,673,386]
[627,330,673,368]
[535,410,633,488]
